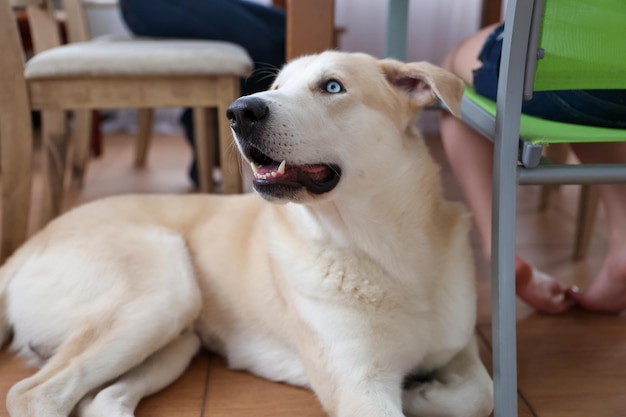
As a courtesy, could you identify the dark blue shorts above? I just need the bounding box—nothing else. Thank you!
[120,0,286,95]
[473,24,626,129]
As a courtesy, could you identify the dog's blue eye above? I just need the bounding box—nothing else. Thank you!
[324,80,344,94]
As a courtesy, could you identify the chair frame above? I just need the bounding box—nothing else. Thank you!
[3,0,242,232]
[0,0,335,261]
[460,0,626,415]
[129,0,336,183]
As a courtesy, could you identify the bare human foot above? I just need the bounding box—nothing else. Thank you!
[514,256,574,314]
[569,250,626,313]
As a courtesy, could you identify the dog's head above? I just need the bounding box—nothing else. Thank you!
[227,51,464,203]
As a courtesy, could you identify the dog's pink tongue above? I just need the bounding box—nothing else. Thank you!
[300,164,331,181]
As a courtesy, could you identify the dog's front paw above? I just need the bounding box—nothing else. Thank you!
[7,381,63,417]
[403,378,492,417]
[77,392,134,417]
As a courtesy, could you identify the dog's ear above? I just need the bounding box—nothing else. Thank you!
[379,59,465,117]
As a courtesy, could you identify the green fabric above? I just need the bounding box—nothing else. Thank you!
[534,0,626,91]
[464,87,626,145]
[462,0,626,146]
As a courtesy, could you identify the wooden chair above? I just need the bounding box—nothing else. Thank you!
[108,0,337,190]
[1,0,252,261]
[275,0,336,60]
[0,0,335,262]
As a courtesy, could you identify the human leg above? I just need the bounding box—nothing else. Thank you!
[440,25,573,314]
[120,0,285,93]
[440,23,499,255]
[568,142,626,312]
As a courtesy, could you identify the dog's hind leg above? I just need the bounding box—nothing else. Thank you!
[0,247,30,348]
[402,338,493,417]
[0,273,10,347]
[6,232,202,417]
[77,330,201,417]
[6,307,199,417]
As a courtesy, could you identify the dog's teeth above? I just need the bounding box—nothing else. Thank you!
[250,162,260,175]
[271,172,278,178]
[278,160,286,175]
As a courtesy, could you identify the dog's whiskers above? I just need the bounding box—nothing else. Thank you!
[243,62,281,91]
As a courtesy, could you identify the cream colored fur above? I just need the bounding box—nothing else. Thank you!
[0,51,492,417]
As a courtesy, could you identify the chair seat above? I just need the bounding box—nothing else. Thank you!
[25,37,253,79]
[464,87,626,145]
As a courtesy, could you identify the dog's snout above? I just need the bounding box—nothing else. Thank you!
[226,96,269,137]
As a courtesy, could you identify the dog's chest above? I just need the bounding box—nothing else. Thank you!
[290,246,392,307]
[288,244,475,369]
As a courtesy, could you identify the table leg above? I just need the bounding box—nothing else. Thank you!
[385,0,409,60]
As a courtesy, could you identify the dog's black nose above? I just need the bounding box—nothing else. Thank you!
[226,96,269,137]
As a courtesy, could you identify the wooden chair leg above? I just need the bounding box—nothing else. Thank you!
[218,77,243,194]
[39,110,70,227]
[70,109,93,189]
[193,107,215,193]
[573,184,600,261]
[134,108,154,167]
[90,110,103,157]
[0,107,34,262]
[538,143,570,210]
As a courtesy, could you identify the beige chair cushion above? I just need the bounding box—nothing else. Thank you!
[10,0,45,6]
[25,37,254,79]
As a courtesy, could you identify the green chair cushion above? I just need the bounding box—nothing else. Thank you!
[533,0,626,91]
[464,87,626,145]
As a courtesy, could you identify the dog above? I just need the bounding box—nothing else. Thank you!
[0,51,493,417]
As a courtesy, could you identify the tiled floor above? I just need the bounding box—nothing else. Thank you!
[1,130,625,417]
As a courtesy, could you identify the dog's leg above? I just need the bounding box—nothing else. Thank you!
[335,381,406,417]
[402,338,493,417]
[6,310,196,417]
[77,330,201,417]
[312,369,407,417]
[297,338,406,417]
[6,234,202,417]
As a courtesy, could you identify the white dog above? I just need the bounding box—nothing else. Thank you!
[0,51,493,417]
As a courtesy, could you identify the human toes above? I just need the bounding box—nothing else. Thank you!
[518,269,573,314]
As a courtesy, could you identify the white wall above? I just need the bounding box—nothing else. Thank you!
[83,5,130,37]
[335,0,481,64]
[334,0,482,132]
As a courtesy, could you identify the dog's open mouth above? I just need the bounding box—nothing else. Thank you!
[247,146,341,195]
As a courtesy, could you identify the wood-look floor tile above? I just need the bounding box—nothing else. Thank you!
[0,348,36,413]
[68,133,195,207]
[136,353,210,417]
[204,355,326,417]
[479,311,626,417]
[476,333,535,417]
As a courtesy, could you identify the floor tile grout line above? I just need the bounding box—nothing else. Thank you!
[476,326,540,417]
[519,390,540,417]
[199,353,212,417]
[475,326,491,349]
